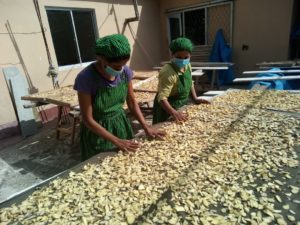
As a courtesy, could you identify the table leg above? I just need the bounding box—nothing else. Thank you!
[215,73,220,90]
[71,117,77,145]
[56,106,63,140]
[195,76,199,92]
[211,70,216,89]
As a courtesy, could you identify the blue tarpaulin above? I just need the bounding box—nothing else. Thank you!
[249,68,292,90]
[209,29,234,85]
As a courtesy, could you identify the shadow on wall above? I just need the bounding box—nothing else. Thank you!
[69,0,162,70]
[57,0,129,87]
[96,1,122,34]
[126,1,162,70]
[69,0,137,36]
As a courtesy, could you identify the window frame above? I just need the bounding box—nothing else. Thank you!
[167,13,183,43]
[166,1,233,46]
[45,7,99,70]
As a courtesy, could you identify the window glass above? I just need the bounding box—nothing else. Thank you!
[73,11,97,63]
[46,9,97,66]
[47,10,79,66]
[184,9,205,45]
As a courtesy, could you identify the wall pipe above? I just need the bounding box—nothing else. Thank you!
[122,0,139,34]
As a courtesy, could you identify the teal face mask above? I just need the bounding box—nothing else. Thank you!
[172,57,190,68]
[105,66,124,77]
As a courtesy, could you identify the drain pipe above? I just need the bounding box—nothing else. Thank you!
[126,0,139,23]
[122,0,139,33]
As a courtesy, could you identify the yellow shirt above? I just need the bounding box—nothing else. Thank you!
[157,63,193,102]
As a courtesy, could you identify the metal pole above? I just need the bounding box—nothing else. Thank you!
[33,0,59,88]
[70,10,82,64]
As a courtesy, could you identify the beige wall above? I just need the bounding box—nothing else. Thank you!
[159,0,294,75]
[0,0,161,126]
[233,0,294,76]
[0,0,294,127]
[207,3,231,45]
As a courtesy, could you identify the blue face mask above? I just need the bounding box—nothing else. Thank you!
[172,57,190,68]
[105,66,124,77]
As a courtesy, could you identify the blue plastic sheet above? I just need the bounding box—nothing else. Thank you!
[249,68,292,90]
[209,29,234,85]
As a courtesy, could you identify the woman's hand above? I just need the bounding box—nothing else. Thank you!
[171,111,188,123]
[144,126,166,139]
[194,98,211,105]
[113,138,139,153]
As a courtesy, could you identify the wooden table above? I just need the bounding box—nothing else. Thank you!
[133,75,158,92]
[256,60,300,69]
[132,73,158,110]
[191,63,234,89]
[133,70,158,80]
[21,77,158,143]
[237,68,300,89]
[21,85,79,144]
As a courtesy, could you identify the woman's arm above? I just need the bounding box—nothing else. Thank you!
[190,85,198,102]
[159,99,188,122]
[126,82,166,138]
[78,92,138,152]
[190,85,210,104]
[157,68,188,123]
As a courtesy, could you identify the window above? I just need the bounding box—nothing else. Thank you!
[184,9,205,45]
[167,2,232,46]
[168,14,182,42]
[46,8,98,66]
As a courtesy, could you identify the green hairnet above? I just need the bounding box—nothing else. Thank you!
[169,37,193,54]
[95,34,131,58]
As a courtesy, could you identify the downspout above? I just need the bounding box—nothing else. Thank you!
[122,0,139,34]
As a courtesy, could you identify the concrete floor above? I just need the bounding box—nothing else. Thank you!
[0,114,153,204]
[0,120,81,203]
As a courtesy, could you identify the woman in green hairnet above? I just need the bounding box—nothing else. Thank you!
[152,37,209,124]
[74,34,166,161]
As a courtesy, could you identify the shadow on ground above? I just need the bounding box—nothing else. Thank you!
[0,120,81,202]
